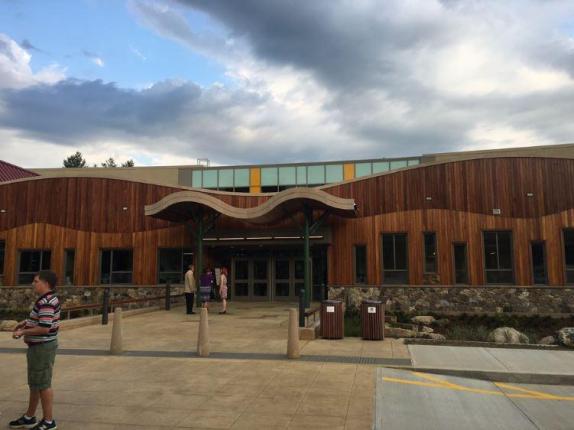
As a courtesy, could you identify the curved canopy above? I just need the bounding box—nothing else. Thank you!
[144,187,357,224]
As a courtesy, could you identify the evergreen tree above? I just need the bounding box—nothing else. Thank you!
[63,151,87,168]
[121,159,135,167]
[101,158,118,168]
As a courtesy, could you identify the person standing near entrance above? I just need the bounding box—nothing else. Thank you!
[219,267,228,314]
[10,270,60,430]
[184,264,196,315]
[199,267,214,310]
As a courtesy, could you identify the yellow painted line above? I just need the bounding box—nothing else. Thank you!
[382,373,574,402]
[495,383,574,401]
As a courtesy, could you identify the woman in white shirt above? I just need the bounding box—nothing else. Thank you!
[219,267,228,314]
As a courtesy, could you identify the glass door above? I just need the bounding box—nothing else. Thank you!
[274,259,291,300]
[233,259,249,298]
[252,259,270,300]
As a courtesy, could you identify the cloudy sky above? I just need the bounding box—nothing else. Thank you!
[0,0,573,168]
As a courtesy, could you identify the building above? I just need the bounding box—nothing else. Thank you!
[2,143,574,301]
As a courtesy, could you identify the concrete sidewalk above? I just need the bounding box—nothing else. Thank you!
[409,344,574,385]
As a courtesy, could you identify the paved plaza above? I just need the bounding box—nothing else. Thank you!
[0,303,409,429]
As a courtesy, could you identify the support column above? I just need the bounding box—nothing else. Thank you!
[195,208,204,308]
[303,206,311,308]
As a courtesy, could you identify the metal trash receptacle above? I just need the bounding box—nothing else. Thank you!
[361,300,384,340]
[321,300,344,339]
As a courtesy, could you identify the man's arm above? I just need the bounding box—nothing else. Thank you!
[13,326,50,339]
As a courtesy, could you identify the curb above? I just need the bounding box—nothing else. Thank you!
[410,367,574,386]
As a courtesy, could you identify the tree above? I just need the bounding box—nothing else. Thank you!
[101,158,118,168]
[63,151,86,168]
[121,159,135,167]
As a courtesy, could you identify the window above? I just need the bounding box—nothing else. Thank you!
[423,232,437,273]
[18,250,51,285]
[372,161,389,174]
[325,164,343,183]
[407,159,420,166]
[158,248,183,284]
[279,166,296,186]
[218,169,234,189]
[390,160,408,170]
[564,229,574,283]
[202,170,218,188]
[100,249,133,284]
[483,231,514,284]
[234,169,250,189]
[355,162,372,178]
[531,241,547,285]
[354,245,367,284]
[0,240,4,285]
[382,233,408,284]
[296,166,307,185]
[191,170,202,188]
[453,243,468,284]
[63,249,75,285]
[307,165,325,185]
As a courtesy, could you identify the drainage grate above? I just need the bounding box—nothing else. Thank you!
[0,347,412,367]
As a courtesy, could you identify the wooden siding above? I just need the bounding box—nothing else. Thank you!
[2,157,574,287]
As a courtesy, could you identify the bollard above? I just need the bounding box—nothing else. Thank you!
[102,287,110,325]
[110,307,123,355]
[287,308,300,359]
[165,282,171,311]
[197,307,210,357]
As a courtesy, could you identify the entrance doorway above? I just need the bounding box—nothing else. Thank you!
[231,256,307,301]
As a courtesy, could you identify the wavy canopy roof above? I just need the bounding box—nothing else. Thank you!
[144,187,357,224]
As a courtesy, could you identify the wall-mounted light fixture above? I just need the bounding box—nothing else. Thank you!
[122,206,128,211]
[0,209,6,213]
[526,192,534,197]
[425,196,432,201]
[492,208,501,215]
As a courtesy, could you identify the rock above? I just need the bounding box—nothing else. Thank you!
[0,320,19,331]
[420,326,434,333]
[384,327,417,338]
[538,336,556,345]
[557,328,574,348]
[419,332,446,341]
[412,316,436,325]
[488,327,529,344]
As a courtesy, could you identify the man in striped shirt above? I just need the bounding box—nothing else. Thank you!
[10,270,60,430]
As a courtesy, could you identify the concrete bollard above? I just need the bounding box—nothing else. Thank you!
[110,307,123,355]
[197,307,210,357]
[287,308,300,359]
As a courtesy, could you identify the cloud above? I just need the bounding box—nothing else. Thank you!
[19,39,44,54]
[0,33,64,90]
[130,46,147,61]
[3,1,574,168]
[0,78,352,164]
[82,50,105,67]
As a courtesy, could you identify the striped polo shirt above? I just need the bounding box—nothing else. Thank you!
[24,291,61,345]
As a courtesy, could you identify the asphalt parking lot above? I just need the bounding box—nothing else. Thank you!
[375,368,574,430]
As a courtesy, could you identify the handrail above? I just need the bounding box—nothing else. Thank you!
[329,284,574,290]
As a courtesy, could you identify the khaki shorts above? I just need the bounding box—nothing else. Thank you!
[27,340,57,390]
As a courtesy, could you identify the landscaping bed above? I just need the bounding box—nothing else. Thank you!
[344,309,574,346]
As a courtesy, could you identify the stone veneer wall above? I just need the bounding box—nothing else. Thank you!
[0,285,185,313]
[328,286,574,315]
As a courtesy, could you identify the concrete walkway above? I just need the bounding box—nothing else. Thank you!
[409,344,574,384]
[0,303,408,429]
[375,368,574,430]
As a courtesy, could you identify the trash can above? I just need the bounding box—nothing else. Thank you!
[361,300,384,340]
[321,300,344,339]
